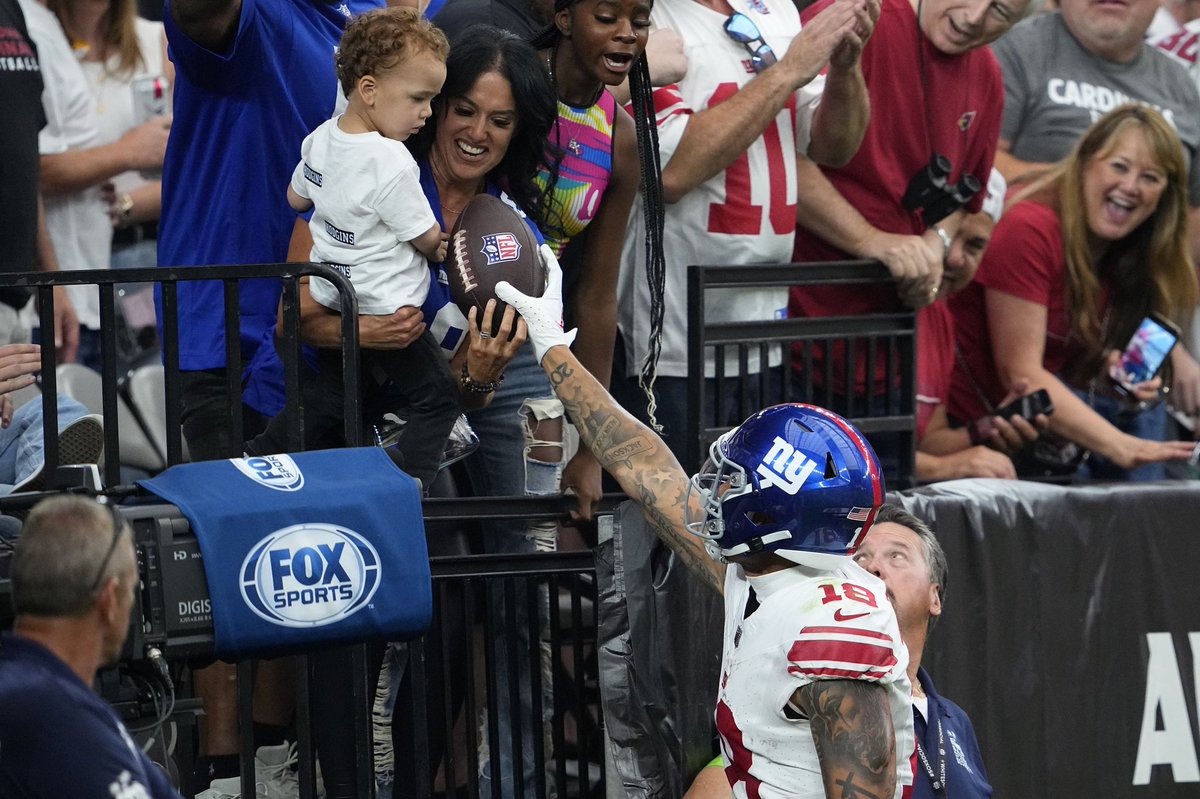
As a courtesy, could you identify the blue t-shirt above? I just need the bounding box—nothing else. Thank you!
[913,668,993,799]
[158,0,383,413]
[0,633,182,798]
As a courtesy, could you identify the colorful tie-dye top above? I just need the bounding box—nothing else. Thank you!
[536,90,617,257]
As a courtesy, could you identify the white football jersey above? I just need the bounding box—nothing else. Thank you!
[716,558,914,798]
[617,0,824,379]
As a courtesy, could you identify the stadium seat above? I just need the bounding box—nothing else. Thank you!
[127,363,188,464]
[55,363,164,473]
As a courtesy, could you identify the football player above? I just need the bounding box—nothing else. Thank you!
[498,263,914,797]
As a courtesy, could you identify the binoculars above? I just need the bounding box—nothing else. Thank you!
[902,154,981,226]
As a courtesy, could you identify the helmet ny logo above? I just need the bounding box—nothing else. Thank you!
[755,436,817,495]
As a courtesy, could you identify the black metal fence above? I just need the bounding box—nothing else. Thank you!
[0,265,606,798]
[687,261,917,487]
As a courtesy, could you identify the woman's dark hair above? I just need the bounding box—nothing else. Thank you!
[531,2,669,429]
[408,25,557,222]
[626,54,668,430]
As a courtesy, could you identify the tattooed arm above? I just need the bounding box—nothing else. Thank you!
[541,346,725,594]
[795,680,897,799]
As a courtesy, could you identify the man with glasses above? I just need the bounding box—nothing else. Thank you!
[613,0,880,464]
[0,495,182,798]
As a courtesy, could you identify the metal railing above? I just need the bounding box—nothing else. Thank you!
[3,263,361,482]
[687,261,918,487]
[0,264,606,798]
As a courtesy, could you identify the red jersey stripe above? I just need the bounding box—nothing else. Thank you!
[786,665,892,680]
[787,638,899,674]
[800,625,894,642]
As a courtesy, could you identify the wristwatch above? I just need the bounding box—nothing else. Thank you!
[934,226,952,254]
[117,192,134,227]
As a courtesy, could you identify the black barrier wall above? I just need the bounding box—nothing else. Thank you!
[898,480,1200,797]
[597,502,723,797]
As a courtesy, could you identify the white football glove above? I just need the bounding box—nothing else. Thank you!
[495,243,577,365]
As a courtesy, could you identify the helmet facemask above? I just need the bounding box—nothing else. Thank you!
[685,435,755,561]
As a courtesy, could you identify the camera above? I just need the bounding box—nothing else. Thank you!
[902,154,981,226]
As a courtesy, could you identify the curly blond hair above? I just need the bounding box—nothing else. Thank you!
[335,7,449,97]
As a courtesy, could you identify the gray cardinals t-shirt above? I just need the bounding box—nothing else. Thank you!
[994,11,1200,204]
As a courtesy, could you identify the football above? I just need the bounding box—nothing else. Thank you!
[446,194,544,337]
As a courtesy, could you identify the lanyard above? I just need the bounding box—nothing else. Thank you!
[915,711,947,797]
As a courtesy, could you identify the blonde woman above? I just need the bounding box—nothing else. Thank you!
[950,104,1198,480]
[49,0,172,269]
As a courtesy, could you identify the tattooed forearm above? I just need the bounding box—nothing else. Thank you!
[542,347,724,593]
[548,361,573,387]
[799,680,895,799]
[641,484,725,595]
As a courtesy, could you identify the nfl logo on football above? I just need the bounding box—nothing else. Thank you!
[481,232,521,265]
[240,523,382,628]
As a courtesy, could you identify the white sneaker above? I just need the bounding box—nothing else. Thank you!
[196,777,242,799]
[254,741,299,799]
[193,742,300,799]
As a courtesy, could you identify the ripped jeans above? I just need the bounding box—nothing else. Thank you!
[464,346,561,797]
[464,346,563,551]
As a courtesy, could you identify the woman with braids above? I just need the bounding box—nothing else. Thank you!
[949,104,1198,481]
[530,0,669,520]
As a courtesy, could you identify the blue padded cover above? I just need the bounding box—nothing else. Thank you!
[141,447,430,659]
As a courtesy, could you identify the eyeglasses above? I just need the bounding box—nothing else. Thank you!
[723,12,777,73]
[87,503,129,595]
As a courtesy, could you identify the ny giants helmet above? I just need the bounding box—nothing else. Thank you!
[684,404,885,563]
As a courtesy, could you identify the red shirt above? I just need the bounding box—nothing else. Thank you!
[916,302,955,440]
[789,0,1003,391]
[948,200,1106,421]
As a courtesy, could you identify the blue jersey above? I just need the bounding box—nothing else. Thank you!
[912,668,992,799]
[158,0,383,412]
[0,633,182,798]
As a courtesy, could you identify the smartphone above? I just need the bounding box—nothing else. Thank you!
[993,388,1054,420]
[131,75,169,125]
[1112,313,1180,396]
[131,75,170,179]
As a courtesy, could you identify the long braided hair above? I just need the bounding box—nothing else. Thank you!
[531,0,668,430]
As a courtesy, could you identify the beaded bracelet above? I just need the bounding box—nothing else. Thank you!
[460,361,504,394]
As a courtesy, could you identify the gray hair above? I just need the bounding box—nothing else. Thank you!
[11,496,131,617]
[874,504,948,611]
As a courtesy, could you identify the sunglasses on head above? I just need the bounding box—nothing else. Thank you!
[723,12,778,73]
[87,502,129,596]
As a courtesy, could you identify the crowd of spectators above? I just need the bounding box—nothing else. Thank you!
[5,0,1200,794]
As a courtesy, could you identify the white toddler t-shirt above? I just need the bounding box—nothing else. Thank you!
[293,117,437,314]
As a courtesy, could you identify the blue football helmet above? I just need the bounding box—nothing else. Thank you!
[684,404,885,563]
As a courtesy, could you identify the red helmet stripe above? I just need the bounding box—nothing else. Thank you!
[796,404,884,553]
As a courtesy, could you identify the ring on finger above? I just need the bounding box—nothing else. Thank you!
[479,331,493,339]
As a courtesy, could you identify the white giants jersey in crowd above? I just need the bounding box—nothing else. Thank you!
[1152,20,1200,95]
[617,0,823,379]
[716,557,914,798]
